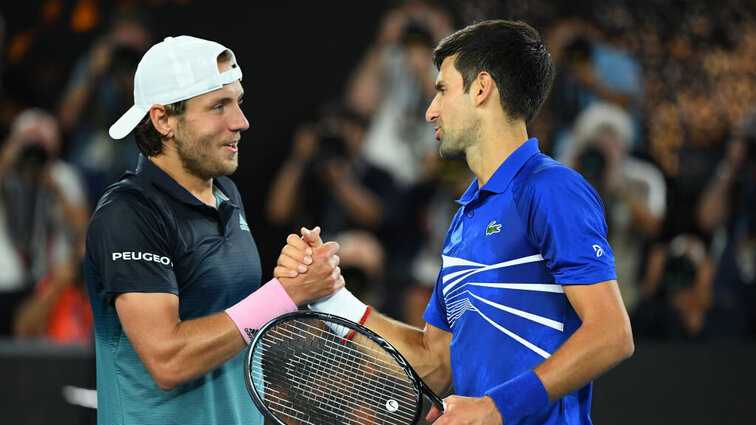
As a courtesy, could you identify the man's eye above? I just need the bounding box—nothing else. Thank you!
[213,104,223,110]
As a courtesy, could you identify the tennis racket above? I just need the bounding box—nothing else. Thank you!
[244,310,445,425]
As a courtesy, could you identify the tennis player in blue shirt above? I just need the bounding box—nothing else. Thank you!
[279,20,633,425]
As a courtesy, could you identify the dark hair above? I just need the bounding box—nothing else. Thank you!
[432,20,555,124]
[134,101,187,156]
[133,50,235,156]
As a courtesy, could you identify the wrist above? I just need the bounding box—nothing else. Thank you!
[225,278,298,344]
[309,287,368,338]
[485,370,549,424]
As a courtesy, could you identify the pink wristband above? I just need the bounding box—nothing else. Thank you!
[225,278,297,344]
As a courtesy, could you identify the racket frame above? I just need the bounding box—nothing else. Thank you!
[244,310,445,425]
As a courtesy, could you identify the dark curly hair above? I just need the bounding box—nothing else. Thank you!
[433,20,555,124]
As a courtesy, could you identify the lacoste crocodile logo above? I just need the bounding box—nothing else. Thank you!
[486,221,502,235]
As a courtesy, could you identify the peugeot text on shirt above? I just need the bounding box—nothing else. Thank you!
[111,251,174,266]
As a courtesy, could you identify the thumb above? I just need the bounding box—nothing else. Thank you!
[301,226,324,247]
[322,240,340,256]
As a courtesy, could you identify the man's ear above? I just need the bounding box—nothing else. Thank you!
[149,105,173,139]
[472,71,495,107]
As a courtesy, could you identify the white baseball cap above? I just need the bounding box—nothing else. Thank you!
[109,35,243,140]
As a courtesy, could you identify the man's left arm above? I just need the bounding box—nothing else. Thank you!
[534,279,633,399]
[427,279,633,425]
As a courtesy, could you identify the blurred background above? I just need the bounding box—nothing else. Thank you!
[0,0,754,423]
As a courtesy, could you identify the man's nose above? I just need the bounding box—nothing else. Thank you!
[425,95,440,123]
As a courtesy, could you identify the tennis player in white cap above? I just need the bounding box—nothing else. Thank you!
[84,35,344,424]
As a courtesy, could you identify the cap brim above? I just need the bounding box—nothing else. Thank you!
[109,105,150,140]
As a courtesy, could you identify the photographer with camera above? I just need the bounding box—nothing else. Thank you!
[567,102,667,312]
[57,12,152,203]
[0,109,90,336]
[697,107,756,338]
[344,0,452,189]
[267,103,399,306]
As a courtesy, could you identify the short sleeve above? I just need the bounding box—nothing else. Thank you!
[422,269,452,332]
[86,189,178,304]
[518,166,617,285]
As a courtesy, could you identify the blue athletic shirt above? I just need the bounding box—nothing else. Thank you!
[85,155,264,425]
[423,139,616,425]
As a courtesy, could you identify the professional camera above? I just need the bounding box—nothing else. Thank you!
[16,141,49,172]
[575,145,607,189]
[316,134,349,163]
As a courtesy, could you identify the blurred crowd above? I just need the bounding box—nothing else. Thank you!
[1,0,756,345]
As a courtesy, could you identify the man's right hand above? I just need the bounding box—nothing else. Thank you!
[277,228,343,305]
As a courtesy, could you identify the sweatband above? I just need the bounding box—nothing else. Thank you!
[309,287,368,337]
[225,278,297,344]
[485,369,549,423]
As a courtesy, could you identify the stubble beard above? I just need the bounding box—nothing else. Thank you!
[174,128,238,180]
[438,118,481,162]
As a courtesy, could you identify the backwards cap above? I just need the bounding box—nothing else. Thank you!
[109,35,242,140]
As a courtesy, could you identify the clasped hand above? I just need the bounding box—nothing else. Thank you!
[276,227,344,305]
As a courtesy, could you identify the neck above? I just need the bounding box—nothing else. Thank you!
[149,150,215,207]
[466,116,529,188]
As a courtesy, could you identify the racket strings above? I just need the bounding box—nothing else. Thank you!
[254,346,414,425]
[257,322,418,400]
[253,334,416,423]
[250,318,419,425]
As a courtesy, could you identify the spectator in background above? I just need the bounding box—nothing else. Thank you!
[57,12,152,203]
[13,234,92,345]
[546,19,643,159]
[565,102,666,312]
[266,103,398,306]
[344,0,452,189]
[697,107,756,338]
[405,155,472,327]
[0,109,90,335]
[632,233,713,339]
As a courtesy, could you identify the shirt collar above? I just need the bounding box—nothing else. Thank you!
[135,154,236,208]
[456,138,541,205]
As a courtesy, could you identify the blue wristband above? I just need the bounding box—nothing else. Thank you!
[485,370,549,423]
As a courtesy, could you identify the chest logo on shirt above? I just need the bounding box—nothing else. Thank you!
[486,221,502,235]
[593,244,604,257]
[239,215,250,232]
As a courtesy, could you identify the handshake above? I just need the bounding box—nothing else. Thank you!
[275,227,369,335]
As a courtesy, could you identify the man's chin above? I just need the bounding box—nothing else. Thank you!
[439,145,466,161]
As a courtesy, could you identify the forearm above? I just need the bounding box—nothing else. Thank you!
[533,316,634,401]
[57,79,94,131]
[117,280,299,390]
[344,44,385,116]
[148,312,245,390]
[331,180,385,229]
[266,159,305,225]
[362,311,450,393]
[697,165,734,232]
[624,199,662,236]
[13,294,60,336]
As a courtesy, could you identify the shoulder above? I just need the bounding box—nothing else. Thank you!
[90,176,170,231]
[515,154,597,200]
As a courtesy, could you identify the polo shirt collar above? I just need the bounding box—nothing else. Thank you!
[135,154,236,208]
[456,138,540,205]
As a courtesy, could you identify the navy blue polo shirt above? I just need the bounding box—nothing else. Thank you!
[423,139,616,425]
[84,154,263,424]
